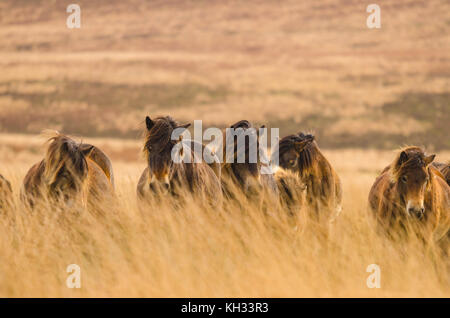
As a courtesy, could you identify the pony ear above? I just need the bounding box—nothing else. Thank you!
[258,125,266,139]
[294,134,314,152]
[145,116,154,130]
[294,140,310,152]
[176,123,191,130]
[0,175,12,192]
[60,140,71,155]
[424,154,436,166]
[80,144,95,157]
[398,151,408,165]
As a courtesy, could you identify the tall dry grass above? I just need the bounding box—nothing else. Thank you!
[0,140,449,297]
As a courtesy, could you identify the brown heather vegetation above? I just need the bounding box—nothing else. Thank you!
[0,0,449,148]
[0,0,449,297]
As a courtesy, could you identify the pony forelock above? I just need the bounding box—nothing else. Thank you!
[42,132,88,186]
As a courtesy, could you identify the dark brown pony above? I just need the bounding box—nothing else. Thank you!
[137,116,222,206]
[21,132,115,209]
[0,174,13,211]
[273,132,342,221]
[220,120,278,199]
[368,147,450,242]
[433,161,450,186]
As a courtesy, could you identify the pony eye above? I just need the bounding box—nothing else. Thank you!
[401,176,407,183]
[289,159,295,166]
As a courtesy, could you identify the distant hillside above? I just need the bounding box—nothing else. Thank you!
[0,0,449,149]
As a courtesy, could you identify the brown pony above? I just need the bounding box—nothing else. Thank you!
[79,143,115,189]
[220,120,278,199]
[21,132,115,210]
[433,161,450,186]
[137,116,222,206]
[273,132,342,221]
[0,174,13,211]
[368,147,450,242]
[274,168,307,215]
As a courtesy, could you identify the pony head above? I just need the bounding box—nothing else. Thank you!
[276,132,315,173]
[223,120,267,193]
[390,147,435,218]
[43,132,89,204]
[143,116,190,193]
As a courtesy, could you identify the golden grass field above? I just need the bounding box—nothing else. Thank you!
[0,134,449,297]
[0,0,449,297]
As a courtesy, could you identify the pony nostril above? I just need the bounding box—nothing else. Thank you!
[408,206,424,218]
[149,181,169,193]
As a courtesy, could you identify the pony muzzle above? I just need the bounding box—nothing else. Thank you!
[149,174,171,193]
[406,200,425,218]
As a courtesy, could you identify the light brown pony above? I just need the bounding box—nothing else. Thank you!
[79,143,115,189]
[0,174,13,211]
[137,116,222,206]
[21,132,115,210]
[273,132,342,221]
[433,161,450,186]
[368,147,450,242]
[220,120,278,199]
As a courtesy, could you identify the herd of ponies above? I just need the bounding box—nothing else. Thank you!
[0,115,449,245]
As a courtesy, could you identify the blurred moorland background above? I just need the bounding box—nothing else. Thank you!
[0,0,449,150]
